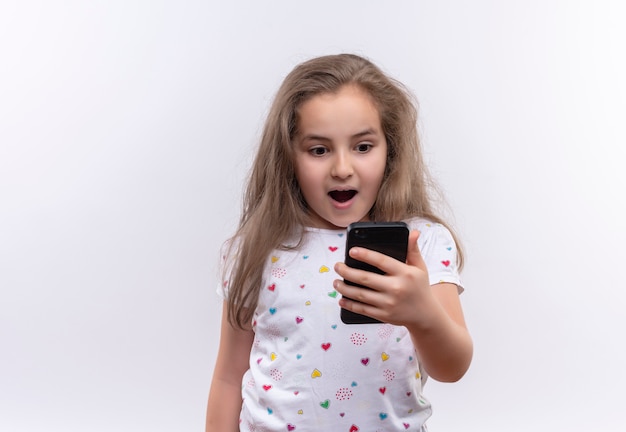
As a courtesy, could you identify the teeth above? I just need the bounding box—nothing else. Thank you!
[329,190,356,203]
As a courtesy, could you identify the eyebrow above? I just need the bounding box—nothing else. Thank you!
[300,128,379,142]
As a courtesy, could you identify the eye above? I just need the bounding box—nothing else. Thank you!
[355,142,373,153]
[309,146,328,156]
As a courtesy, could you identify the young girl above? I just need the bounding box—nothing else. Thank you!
[206,54,472,432]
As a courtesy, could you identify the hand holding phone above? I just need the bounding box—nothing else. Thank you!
[340,221,409,324]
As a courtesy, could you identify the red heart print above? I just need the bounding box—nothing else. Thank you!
[321,343,331,351]
[329,246,338,252]
[287,424,296,431]
[441,260,450,267]
[263,385,272,391]
[403,423,410,429]
[268,284,276,291]
[349,425,359,432]
[379,387,386,395]
[295,316,303,324]
[360,358,369,366]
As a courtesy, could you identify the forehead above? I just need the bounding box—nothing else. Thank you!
[295,85,382,137]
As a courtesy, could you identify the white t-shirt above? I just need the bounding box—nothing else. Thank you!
[218,218,462,432]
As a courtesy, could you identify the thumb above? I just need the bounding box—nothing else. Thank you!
[406,230,427,272]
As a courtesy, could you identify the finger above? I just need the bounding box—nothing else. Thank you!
[344,245,404,275]
[333,278,383,302]
[337,292,384,322]
[406,230,428,272]
[334,261,386,292]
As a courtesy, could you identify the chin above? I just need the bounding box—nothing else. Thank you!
[326,216,365,230]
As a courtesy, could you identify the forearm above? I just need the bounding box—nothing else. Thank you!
[206,376,243,432]
[206,302,254,432]
[407,288,473,382]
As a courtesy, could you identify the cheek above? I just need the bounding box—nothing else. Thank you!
[294,166,316,195]
[373,158,388,185]
[293,160,308,187]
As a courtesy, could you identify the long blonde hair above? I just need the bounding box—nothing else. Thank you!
[224,53,463,328]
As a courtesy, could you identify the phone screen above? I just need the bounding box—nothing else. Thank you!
[341,221,409,324]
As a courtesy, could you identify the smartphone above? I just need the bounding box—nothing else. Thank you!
[340,221,410,324]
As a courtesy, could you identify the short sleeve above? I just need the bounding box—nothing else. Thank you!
[216,239,236,300]
[408,218,464,293]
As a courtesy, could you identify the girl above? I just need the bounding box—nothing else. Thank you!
[206,54,472,432]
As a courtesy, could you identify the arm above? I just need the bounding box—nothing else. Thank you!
[405,282,472,382]
[334,230,473,382]
[206,302,255,432]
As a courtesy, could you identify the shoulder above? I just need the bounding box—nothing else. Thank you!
[405,217,463,290]
[405,217,456,250]
[217,236,242,299]
[219,237,239,269]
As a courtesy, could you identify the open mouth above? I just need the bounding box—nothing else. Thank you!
[329,190,357,203]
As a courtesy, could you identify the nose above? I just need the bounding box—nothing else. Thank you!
[331,151,354,179]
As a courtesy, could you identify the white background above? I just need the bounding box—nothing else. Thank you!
[1,1,625,431]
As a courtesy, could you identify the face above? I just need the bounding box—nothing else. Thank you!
[293,85,387,229]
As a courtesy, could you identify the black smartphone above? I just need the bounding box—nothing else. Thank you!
[340,221,410,324]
